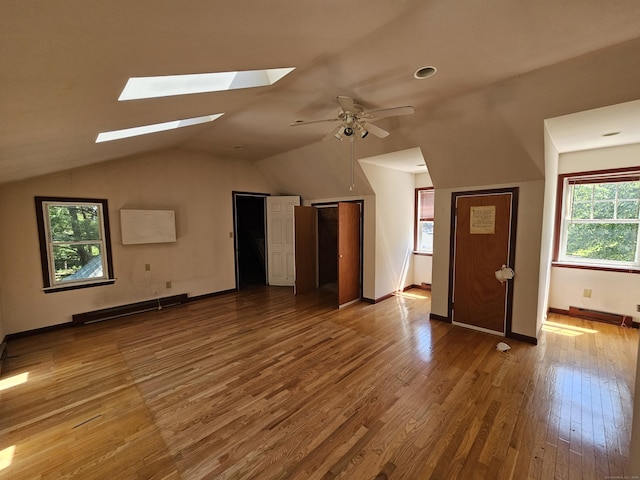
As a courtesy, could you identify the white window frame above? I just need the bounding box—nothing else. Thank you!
[557,171,640,269]
[36,197,115,292]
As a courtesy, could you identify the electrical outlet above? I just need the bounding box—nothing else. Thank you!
[145,263,151,272]
[583,288,592,298]
[166,281,172,289]
[229,231,233,238]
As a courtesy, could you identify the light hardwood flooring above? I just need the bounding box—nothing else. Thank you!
[0,287,637,479]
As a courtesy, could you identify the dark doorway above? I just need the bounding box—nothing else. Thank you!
[317,207,338,290]
[233,193,267,289]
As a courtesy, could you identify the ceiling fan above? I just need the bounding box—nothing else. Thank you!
[290,95,415,141]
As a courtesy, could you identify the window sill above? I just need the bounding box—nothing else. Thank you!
[413,251,433,257]
[551,262,640,274]
[43,278,116,294]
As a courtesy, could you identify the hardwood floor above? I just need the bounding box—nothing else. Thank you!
[0,287,637,479]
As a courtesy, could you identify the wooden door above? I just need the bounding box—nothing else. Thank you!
[294,206,318,295]
[266,196,300,286]
[451,190,517,334]
[338,202,361,307]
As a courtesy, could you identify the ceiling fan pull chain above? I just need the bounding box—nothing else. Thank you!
[349,135,355,191]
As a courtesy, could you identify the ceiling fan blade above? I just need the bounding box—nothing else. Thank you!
[362,121,390,138]
[336,96,359,114]
[290,118,340,126]
[363,106,415,119]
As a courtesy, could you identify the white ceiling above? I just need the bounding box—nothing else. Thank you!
[546,99,640,154]
[2,1,640,186]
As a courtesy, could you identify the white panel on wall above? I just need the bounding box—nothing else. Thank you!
[120,209,176,245]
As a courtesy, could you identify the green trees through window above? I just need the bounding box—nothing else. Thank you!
[35,197,114,291]
[560,174,640,267]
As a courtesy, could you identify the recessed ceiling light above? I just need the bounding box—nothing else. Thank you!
[602,131,621,137]
[118,67,295,101]
[96,113,224,142]
[414,66,437,79]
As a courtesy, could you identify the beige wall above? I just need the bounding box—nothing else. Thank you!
[0,282,5,342]
[431,180,545,339]
[0,148,274,334]
[360,162,416,299]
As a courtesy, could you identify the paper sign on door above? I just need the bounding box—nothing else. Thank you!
[470,205,495,234]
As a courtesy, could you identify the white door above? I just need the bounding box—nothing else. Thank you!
[266,196,300,286]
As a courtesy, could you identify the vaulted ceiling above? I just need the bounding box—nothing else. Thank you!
[2,1,640,187]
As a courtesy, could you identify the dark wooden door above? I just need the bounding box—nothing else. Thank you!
[451,190,517,334]
[294,205,317,295]
[338,202,361,307]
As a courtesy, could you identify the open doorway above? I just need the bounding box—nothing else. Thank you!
[311,200,364,305]
[233,192,267,289]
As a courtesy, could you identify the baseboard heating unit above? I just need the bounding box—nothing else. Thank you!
[72,294,188,325]
[568,306,635,328]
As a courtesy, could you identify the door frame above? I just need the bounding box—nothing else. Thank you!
[232,191,269,290]
[448,187,519,336]
[312,200,364,301]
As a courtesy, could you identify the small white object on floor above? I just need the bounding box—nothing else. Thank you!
[496,341,511,352]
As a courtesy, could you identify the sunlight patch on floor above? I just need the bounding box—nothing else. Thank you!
[394,291,429,300]
[0,445,16,471]
[542,320,599,336]
[0,371,29,392]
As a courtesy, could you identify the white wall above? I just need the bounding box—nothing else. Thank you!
[431,180,545,339]
[547,143,640,322]
[0,148,274,334]
[413,171,434,287]
[537,125,560,334]
[359,162,415,299]
[631,335,640,475]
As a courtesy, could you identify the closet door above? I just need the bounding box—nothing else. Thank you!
[337,202,360,307]
[294,205,318,295]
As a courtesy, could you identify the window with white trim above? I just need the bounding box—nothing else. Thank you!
[36,197,115,291]
[415,188,434,254]
[557,171,640,268]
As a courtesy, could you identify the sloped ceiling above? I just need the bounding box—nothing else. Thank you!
[2,1,640,188]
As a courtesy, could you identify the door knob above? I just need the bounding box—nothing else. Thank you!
[495,265,515,284]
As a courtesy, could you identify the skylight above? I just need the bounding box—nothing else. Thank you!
[118,67,296,101]
[95,113,223,143]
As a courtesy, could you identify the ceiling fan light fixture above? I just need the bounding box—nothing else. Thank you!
[334,125,346,140]
[414,65,438,79]
[356,123,368,138]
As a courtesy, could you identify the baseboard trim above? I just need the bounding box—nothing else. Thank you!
[187,288,237,302]
[362,297,375,304]
[429,313,450,323]
[507,331,538,345]
[6,322,74,341]
[410,283,432,291]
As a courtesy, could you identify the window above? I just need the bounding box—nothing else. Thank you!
[415,188,434,254]
[35,197,115,292]
[556,170,640,269]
